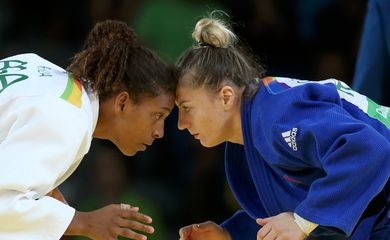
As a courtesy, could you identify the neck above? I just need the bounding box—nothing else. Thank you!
[92,120,106,139]
[92,99,112,140]
[226,106,244,145]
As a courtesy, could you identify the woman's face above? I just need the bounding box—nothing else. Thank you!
[98,92,175,156]
[176,83,233,148]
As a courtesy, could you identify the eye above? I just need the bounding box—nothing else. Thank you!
[155,113,163,121]
[182,106,190,113]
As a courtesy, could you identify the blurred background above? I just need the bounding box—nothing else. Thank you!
[0,0,369,239]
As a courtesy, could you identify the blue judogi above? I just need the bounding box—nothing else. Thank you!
[221,77,390,239]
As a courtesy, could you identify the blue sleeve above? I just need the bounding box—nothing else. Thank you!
[273,84,390,236]
[352,0,390,103]
[220,210,259,240]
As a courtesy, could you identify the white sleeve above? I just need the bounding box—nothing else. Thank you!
[293,213,319,235]
[0,95,90,240]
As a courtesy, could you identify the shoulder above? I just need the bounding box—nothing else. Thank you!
[261,77,342,101]
[247,77,346,144]
[7,94,90,135]
[252,77,345,120]
[1,53,66,72]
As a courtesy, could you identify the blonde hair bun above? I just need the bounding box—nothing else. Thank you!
[192,15,236,48]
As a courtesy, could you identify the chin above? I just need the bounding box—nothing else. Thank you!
[118,147,138,156]
[123,151,137,157]
[199,139,220,148]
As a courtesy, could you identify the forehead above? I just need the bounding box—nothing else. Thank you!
[176,84,214,104]
[137,92,174,110]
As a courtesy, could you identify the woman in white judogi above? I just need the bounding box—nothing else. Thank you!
[0,20,176,240]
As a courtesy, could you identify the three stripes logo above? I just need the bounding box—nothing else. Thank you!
[282,128,298,151]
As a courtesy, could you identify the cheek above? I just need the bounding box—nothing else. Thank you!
[127,118,154,139]
[207,114,225,138]
[117,118,139,144]
[197,113,216,134]
[115,126,132,150]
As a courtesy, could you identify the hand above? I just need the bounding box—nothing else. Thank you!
[179,221,231,240]
[256,212,306,240]
[47,188,68,204]
[65,204,154,240]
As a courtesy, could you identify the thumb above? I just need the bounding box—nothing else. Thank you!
[192,221,215,231]
[179,225,193,238]
[256,218,270,226]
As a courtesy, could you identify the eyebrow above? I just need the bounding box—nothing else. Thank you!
[175,100,190,107]
[160,106,172,112]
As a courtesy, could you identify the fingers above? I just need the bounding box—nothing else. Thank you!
[256,218,270,226]
[117,227,148,240]
[120,208,153,224]
[257,223,271,239]
[179,221,223,240]
[261,229,277,240]
[117,217,154,234]
[257,213,304,240]
[116,204,153,239]
[120,203,139,212]
[192,221,214,231]
[120,203,131,210]
[179,225,193,239]
[257,224,278,240]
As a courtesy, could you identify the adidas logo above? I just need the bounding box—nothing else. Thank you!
[282,128,298,151]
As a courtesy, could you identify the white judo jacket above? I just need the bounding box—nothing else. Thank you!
[0,53,99,239]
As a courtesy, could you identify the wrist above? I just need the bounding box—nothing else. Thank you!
[293,213,318,235]
[64,211,90,237]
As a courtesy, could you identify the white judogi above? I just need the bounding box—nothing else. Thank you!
[0,53,99,239]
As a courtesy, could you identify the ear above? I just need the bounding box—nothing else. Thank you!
[114,91,131,114]
[219,86,236,111]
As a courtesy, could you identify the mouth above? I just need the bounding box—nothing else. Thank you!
[141,142,153,149]
[140,143,149,151]
[193,133,200,139]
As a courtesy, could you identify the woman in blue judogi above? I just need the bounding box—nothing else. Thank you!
[176,15,390,240]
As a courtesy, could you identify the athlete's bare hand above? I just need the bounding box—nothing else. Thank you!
[256,212,306,240]
[179,221,231,240]
[65,204,154,240]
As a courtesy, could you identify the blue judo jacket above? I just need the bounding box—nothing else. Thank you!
[221,77,390,239]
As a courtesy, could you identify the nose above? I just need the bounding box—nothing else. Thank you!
[177,110,189,130]
[152,121,164,139]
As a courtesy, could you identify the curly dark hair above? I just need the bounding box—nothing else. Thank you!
[67,20,176,102]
